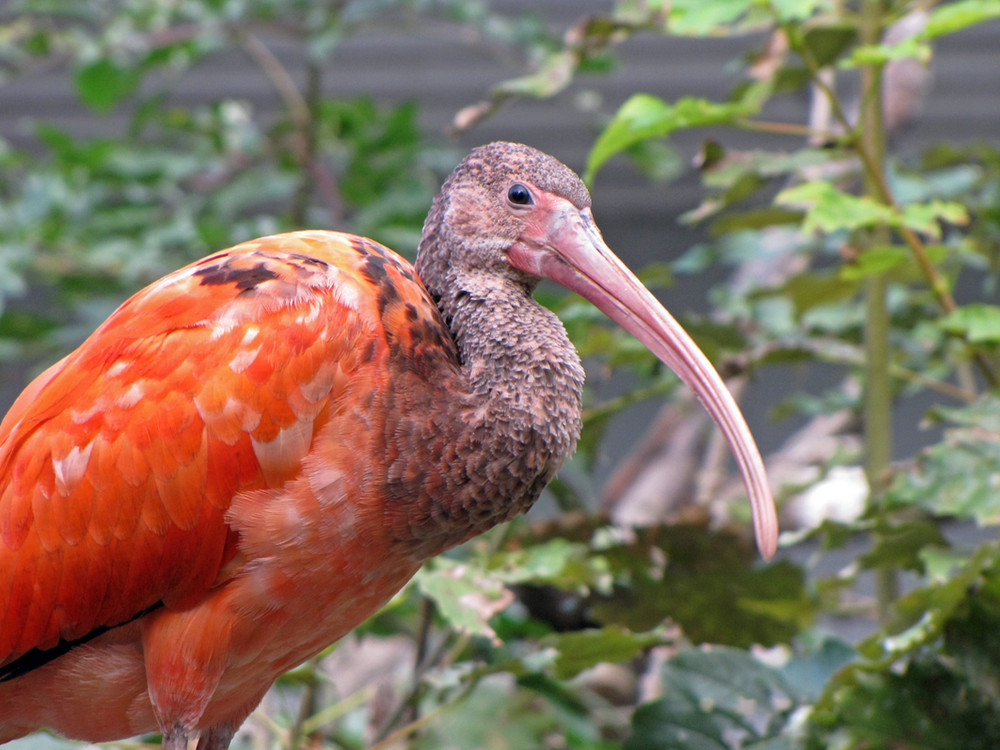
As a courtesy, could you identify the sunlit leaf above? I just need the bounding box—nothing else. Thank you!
[844,37,931,67]
[776,181,895,233]
[900,199,969,238]
[667,0,755,34]
[416,560,515,642]
[493,50,577,98]
[921,0,1000,39]
[587,94,759,180]
[941,304,1000,344]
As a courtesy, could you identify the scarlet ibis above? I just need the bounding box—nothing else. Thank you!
[0,142,777,748]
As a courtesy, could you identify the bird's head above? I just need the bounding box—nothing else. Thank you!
[417,142,592,294]
[417,142,778,559]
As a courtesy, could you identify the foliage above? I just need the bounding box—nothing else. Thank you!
[462,0,1000,746]
[2,1,1000,749]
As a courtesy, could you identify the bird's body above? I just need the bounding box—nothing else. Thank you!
[0,143,776,748]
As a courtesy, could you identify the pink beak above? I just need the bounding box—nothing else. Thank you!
[508,198,778,560]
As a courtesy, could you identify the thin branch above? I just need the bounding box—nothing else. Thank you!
[290,59,322,227]
[288,657,320,750]
[734,116,837,141]
[772,4,1000,388]
[238,32,309,127]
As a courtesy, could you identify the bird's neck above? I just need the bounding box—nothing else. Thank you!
[446,280,586,415]
[397,255,585,557]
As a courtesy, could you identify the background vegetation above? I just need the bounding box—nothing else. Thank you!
[2,1,1000,748]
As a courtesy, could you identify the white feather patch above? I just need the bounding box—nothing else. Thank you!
[53,441,95,495]
[251,419,314,483]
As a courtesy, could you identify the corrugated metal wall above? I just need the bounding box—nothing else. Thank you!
[0,2,997,455]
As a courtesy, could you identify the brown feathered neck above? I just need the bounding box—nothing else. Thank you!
[400,142,587,552]
[415,142,589,392]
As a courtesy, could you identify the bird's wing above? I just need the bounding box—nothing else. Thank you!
[0,230,438,664]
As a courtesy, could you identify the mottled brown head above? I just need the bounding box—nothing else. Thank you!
[415,142,778,560]
[415,141,591,298]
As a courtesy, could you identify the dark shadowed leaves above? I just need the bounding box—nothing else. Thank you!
[626,640,854,750]
[589,525,814,647]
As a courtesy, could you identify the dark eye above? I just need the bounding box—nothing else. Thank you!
[507,183,533,206]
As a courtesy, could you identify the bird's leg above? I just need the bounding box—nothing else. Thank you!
[161,726,191,750]
[196,725,235,750]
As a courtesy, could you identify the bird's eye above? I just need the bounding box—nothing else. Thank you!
[507,183,533,206]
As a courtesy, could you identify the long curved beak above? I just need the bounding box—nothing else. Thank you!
[508,199,778,559]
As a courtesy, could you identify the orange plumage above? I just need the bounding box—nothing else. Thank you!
[0,230,445,743]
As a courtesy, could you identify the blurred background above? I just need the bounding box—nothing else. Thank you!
[2,2,1000,748]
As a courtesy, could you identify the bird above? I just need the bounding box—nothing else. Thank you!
[0,142,777,749]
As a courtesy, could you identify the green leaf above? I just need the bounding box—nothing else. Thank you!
[587,94,758,180]
[777,182,967,238]
[900,199,969,238]
[858,519,948,573]
[884,397,1000,523]
[666,0,754,34]
[941,303,1000,343]
[811,550,1000,748]
[710,207,802,234]
[802,23,857,66]
[781,637,857,702]
[775,181,895,234]
[548,626,664,680]
[768,0,826,22]
[625,647,798,749]
[840,245,909,280]
[862,543,1000,663]
[74,58,141,112]
[589,525,813,647]
[415,559,514,642]
[493,50,577,99]
[844,37,931,67]
[921,0,1000,39]
[771,271,857,317]
[491,537,608,589]
[0,309,59,341]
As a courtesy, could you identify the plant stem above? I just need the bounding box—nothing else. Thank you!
[857,0,898,624]
[290,59,322,227]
